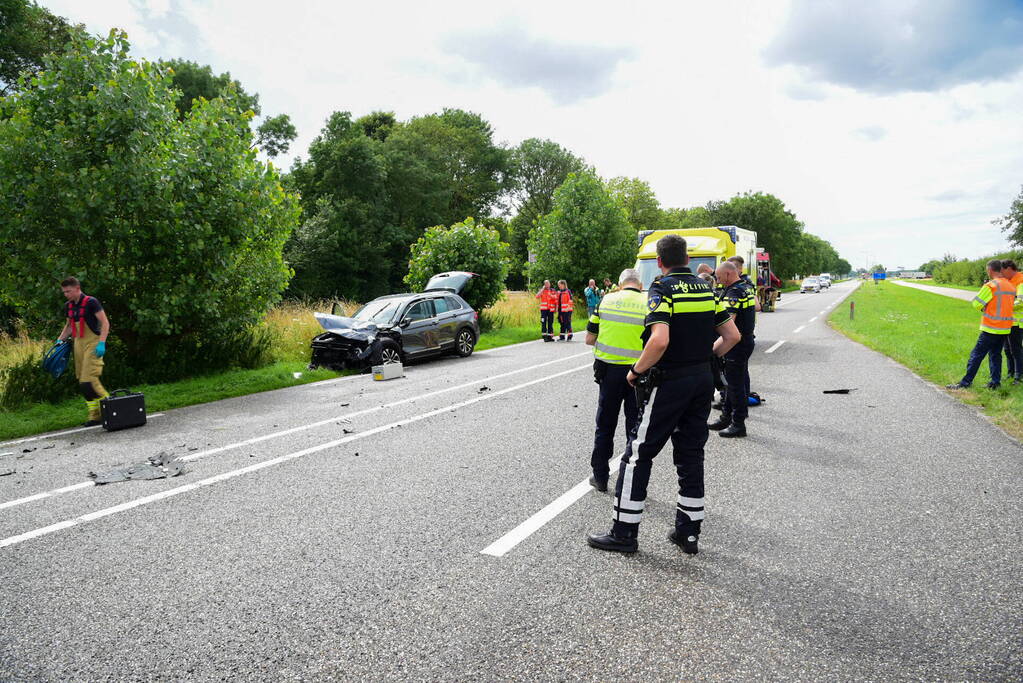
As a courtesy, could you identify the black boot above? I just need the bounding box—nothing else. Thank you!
[720,421,746,438]
[668,529,699,554]
[586,531,638,553]
[589,474,608,493]
[708,415,731,431]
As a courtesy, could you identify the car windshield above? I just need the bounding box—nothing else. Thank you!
[636,256,717,289]
[352,299,402,323]
[804,278,818,284]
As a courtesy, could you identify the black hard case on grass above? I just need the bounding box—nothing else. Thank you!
[100,389,147,431]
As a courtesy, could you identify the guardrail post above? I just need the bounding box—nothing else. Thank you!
[850,301,855,320]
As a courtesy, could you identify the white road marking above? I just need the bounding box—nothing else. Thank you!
[793,325,806,334]
[765,340,786,354]
[0,363,592,549]
[0,414,166,447]
[809,316,818,322]
[0,352,590,512]
[481,454,624,557]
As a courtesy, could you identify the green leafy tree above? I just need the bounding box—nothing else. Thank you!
[404,218,508,312]
[527,172,634,290]
[0,30,300,376]
[606,176,666,233]
[163,58,296,158]
[0,0,78,96]
[995,185,1023,246]
[707,192,807,278]
[663,206,712,230]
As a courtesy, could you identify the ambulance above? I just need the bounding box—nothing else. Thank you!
[634,226,758,290]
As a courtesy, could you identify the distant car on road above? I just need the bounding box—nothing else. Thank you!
[800,277,821,293]
[309,272,481,371]
[818,274,832,288]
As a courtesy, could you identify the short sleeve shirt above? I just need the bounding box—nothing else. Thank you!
[66,294,103,336]
[644,268,730,369]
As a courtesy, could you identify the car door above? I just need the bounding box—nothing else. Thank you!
[432,296,459,349]
[400,299,438,357]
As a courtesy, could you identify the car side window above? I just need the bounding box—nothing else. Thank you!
[405,300,434,322]
[445,296,462,311]
[433,297,448,314]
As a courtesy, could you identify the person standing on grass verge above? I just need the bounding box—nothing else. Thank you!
[584,279,602,319]
[999,259,1023,385]
[57,277,110,426]
[536,280,557,342]
[556,279,574,341]
[947,260,1016,390]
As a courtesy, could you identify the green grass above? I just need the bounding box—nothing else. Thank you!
[0,313,590,441]
[829,281,1021,439]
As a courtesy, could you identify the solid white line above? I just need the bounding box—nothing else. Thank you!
[765,340,786,354]
[0,363,592,549]
[793,325,806,334]
[809,316,818,322]
[0,414,166,447]
[481,455,623,557]
[0,352,590,512]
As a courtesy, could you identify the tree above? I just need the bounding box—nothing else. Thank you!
[706,192,807,278]
[663,206,712,230]
[404,218,508,312]
[163,58,296,158]
[995,185,1023,246]
[0,0,77,96]
[505,138,588,287]
[870,264,886,273]
[0,30,300,378]
[527,172,634,290]
[605,176,666,233]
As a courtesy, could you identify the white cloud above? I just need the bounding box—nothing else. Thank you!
[37,0,1023,269]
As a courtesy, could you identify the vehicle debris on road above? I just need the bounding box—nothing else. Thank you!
[88,452,185,485]
[822,389,856,394]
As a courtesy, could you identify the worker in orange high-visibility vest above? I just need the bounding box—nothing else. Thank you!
[948,259,1016,390]
[535,280,558,342]
[998,259,1023,384]
[555,279,574,341]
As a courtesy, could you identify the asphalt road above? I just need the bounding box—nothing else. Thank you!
[891,280,976,301]
[1,280,1020,681]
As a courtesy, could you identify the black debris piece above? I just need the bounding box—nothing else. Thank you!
[22,448,35,454]
[478,386,490,393]
[823,389,856,394]
[0,468,15,477]
[88,452,185,485]
[354,452,359,457]
[340,403,350,407]
[573,405,578,408]
[188,447,199,451]
[343,429,354,434]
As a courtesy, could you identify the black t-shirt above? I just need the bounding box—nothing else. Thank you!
[66,294,103,336]
[644,268,730,369]
[722,280,756,340]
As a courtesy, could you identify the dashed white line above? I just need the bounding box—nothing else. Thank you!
[0,362,592,549]
[765,340,786,354]
[0,352,590,512]
[793,325,806,334]
[0,414,166,447]
[809,316,818,322]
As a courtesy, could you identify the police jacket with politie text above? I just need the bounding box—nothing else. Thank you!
[644,267,731,371]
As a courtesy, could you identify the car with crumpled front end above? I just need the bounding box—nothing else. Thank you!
[308,272,480,371]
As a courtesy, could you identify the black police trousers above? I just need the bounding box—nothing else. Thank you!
[612,367,713,539]
[591,363,639,482]
[723,341,754,422]
[1003,326,1022,379]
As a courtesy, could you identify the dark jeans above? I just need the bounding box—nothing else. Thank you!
[540,310,554,337]
[723,342,754,421]
[612,370,713,539]
[1003,326,1022,379]
[591,363,639,482]
[961,331,1005,386]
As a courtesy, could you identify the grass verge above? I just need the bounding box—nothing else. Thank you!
[828,281,1022,439]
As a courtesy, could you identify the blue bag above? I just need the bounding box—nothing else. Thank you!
[42,340,71,379]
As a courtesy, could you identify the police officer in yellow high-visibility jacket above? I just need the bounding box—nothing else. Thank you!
[585,269,647,492]
[948,259,1016,390]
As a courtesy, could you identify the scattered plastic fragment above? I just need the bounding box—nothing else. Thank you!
[340,403,350,407]
[22,448,35,454]
[0,468,15,477]
[823,389,855,394]
[343,429,354,434]
[88,452,185,485]
[293,372,303,379]
[478,386,490,393]
[42,444,55,450]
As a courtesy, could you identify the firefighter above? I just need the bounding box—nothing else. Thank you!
[585,269,645,492]
[556,279,574,341]
[57,277,110,426]
[999,259,1023,384]
[947,260,1016,389]
[535,280,557,342]
[709,262,756,437]
[587,235,740,555]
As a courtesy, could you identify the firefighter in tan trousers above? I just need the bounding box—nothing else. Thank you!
[57,277,110,426]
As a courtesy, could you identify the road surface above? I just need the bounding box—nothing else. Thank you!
[1,280,1020,680]
[891,279,975,301]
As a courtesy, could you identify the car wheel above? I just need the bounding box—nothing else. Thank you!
[378,339,403,365]
[455,328,476,357]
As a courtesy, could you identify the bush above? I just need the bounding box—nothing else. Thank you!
[404,217,509,312]
[0,30,300,382]
[933,251,1023,287]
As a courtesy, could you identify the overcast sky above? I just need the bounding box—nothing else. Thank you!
[44,0,1023,270]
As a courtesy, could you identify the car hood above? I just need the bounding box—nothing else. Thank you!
[314,313,392,341]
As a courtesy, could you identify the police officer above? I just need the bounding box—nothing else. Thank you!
[709,262,755,438]
[587,235,740,555]
[585,269,646,492]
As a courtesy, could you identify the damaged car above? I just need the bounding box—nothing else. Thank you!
[309,272,481,371]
